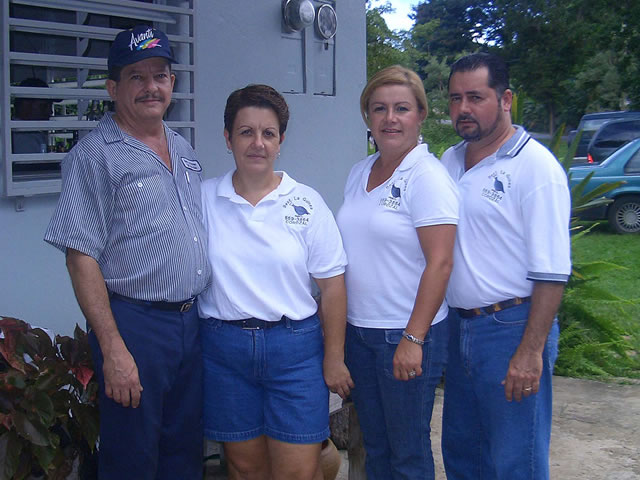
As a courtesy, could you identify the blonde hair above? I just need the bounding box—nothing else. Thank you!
[360,65,428,126]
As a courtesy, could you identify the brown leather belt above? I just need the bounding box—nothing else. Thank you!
[455,296,531,318]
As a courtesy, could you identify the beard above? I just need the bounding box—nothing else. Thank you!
[454,107,502,143]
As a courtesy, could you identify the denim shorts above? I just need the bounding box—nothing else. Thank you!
[200,314,329,444]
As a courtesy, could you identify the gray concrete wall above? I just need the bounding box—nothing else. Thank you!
[0,1,366,334]
[0,194,80,333]
[193,1,367,211]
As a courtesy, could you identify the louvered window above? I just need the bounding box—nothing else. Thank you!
[1,0,194,197]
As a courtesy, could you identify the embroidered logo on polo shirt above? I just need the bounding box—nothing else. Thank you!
[481,170,511,203]
[283,196,313,226]
[379,178,407,210]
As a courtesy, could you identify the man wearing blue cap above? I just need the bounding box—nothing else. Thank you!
[45,25,210,479]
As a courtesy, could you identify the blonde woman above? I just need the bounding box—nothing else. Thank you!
[337,66,459,479]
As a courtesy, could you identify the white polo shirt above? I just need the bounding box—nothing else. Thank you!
[198,170,347,322]
[441,126,571,309]
[337,144,459,329]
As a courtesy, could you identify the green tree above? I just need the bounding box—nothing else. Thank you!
[365,1,410,77]
[420,55,451,117]
[573,51,624,112]
[477,0,633,131]
[413,0,480,60]
[608,1,640,109]
[478,0,586,133]
[410,0,637,132]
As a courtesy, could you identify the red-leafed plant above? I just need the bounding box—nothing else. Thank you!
[0,317,98,480]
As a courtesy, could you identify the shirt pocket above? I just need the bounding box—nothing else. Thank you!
[183,171,204,224]
[117,174,175,236]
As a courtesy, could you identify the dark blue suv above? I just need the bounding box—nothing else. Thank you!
[569,111,640,163]
[586,118,640,164]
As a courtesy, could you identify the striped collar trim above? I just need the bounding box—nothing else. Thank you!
[499,126,531,158]
[451,125,531,160]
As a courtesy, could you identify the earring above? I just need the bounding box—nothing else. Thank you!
[227,149,232,154]
[418,134,423,144]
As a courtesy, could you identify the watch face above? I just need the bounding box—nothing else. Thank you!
[316,4,337,39]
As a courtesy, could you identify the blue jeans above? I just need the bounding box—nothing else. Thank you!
[441,303,559,480]
[88,297,203,480]
[345,319,448,480]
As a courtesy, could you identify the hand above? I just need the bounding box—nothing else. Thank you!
[102,344,143,408]
[502,347,542,402]
[393,338,423,381]
[323,356,354,399]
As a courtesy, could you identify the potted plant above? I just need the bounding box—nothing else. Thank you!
[0,317,98,480]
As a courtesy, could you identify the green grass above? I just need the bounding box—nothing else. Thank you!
[572,225,640,344]
[558,224,640,379]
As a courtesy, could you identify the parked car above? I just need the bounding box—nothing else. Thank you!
[586,118,640,164]
[569,138,640,233]
[569,111,640,163]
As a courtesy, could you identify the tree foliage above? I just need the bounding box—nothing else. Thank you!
[364,0,640,132]
[365,1,410,77]
[413,0,479,60]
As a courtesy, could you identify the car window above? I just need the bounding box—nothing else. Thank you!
[582,119,611,131]
[593,121,640,147]
[595,139,627,148]
[624,150,640,174]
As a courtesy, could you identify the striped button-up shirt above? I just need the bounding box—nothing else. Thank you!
[45,113,211,302]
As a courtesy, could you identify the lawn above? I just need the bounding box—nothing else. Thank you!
[560,223,640,379]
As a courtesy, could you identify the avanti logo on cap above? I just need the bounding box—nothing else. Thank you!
[128,28,161,52]
[108,25,176,69]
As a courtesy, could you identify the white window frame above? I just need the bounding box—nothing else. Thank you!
[1,0,195,197]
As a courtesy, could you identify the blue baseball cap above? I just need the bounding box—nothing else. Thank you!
[108,25,176,71]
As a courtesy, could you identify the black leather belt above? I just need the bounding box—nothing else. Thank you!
[225,316,289,330]
[110,292,195,313]
[455,296,531,318]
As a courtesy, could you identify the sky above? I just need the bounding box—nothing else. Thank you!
[373,0,417,31]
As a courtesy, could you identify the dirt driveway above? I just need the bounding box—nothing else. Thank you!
[547,376,640,479]
[335,375,640,479]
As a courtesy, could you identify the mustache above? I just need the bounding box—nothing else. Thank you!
[456,114,478,126]
[135,93,163,102]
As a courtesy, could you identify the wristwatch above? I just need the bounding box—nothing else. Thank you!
[402,331,425,345]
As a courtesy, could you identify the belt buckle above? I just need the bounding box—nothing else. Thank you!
[241,320,262,330]
[180,302,193,313]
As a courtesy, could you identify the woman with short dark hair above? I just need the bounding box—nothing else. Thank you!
[198,84,353,480]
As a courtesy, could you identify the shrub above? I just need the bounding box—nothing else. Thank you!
[0,317,98,479]
[549,128,638,378]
